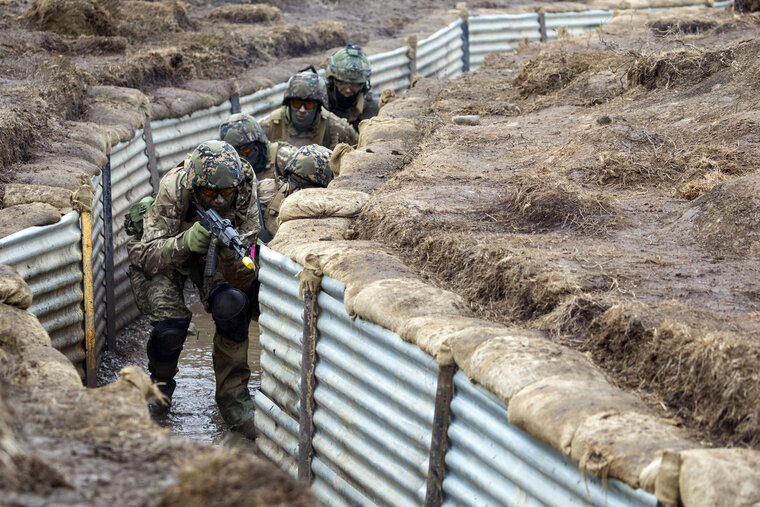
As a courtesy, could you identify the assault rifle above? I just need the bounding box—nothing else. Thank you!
[194,204,254,276]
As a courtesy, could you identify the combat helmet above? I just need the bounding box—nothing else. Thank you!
[283,144,334,188]
[185,140,244,189]
[219,113,268,148]
[282,68,328,108]
[326,43,371,86]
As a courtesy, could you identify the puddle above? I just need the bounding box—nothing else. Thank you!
[156,300,261,445]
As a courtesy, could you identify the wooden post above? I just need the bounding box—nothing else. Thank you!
[298,289,319,481]
[424,363,457,506]
[81,207,97,387]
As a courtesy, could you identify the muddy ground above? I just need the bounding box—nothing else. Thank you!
[355,6,760,449]
[2,0,760,503]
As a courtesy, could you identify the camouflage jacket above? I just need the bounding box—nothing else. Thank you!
[134,158,261,281]
[327,91,380,131]
[260,106,358,150]
[256,178,288,237]
[259,141,297,182]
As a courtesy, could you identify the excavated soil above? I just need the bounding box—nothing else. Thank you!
[354,7,760,449]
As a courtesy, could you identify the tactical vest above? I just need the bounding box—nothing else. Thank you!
[270,107,331,148]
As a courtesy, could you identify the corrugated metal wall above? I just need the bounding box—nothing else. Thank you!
[469,13,541,70]
[255,246,304,476]
[417,19,466,80]
[109,131,153,330]
[91,173,108,363]
[369,46,413,96]
[312,280,438,506]
[544,10,614,39]
[255,246,659,506]
[151,102,235,177]
[0,212,85,373]
[442,371,657,507]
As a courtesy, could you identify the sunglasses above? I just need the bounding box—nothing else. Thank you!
[290,99,318,110]
[237,142,261,158]
[198,187,235,199]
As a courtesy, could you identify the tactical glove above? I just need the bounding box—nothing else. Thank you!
[182,222,211,254]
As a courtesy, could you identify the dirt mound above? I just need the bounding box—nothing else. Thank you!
[514,50,616,98]
[627,47,735,90]
[675,174,760,258]
[205,4,284,24]
[649,18,717,35]
[117,1,198,41]
[158,448,317,507]
[23,0,116,37]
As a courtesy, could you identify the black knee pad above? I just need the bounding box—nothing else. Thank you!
[209,283,250,343]
[148,318,190,362]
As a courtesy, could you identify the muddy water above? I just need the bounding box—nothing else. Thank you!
[156,300,261,445]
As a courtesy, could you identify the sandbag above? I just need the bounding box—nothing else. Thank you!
[508,376,650,454]
[465,334,606,406]
[678,448,760,507]
[85,86,149,145]
[278,189,369,224]
[350,278,470,333]
[268,219,356,257]
[570,411,695,489]
[0,265,32,310]
[2,184,73,214]
[357,117,420,149]
[0,203,60,240]
[399,315,510,361]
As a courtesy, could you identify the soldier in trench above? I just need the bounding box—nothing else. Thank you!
[125,140,261,438]
[219,112,297,181]
[257,144,334,240]
[324,43,379,131]
[259,67,358,150]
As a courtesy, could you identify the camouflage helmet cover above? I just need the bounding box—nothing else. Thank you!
[219,113,268,148]
[326,43,371,84]
[284,144,334,188]
[185,140,244,189]
[282,71,328,107]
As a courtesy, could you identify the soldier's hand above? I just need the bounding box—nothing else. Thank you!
[182,222,211,254]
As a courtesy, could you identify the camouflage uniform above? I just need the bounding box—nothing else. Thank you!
[220,113,297,181]
[259,71,358,150]
[129,141,262,433]
[257,144,334,238]
[325,43,380,131]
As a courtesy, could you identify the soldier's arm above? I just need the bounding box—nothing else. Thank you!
[136,170,194,276]
[259,114,273,140]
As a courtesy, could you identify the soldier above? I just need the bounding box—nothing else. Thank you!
[219,113,297,181]
[128,140,261,438]
[325,43,379,131]
[258,144,334,239]
[259,68,358,150]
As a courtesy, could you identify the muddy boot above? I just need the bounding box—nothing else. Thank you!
[146,318,190,416]
[231,416,257,440]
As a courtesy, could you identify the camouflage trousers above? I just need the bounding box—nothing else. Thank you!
[127,262,257,426]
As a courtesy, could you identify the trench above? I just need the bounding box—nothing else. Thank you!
[106,294,262,445]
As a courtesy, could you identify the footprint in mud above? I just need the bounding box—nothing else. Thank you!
[153,300,262,446]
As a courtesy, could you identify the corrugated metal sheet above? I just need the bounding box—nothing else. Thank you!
[109,131,152,331]
[151,102,234,176]
[0,212,85,372]
[545,10,614,38]
[418,19,465,80]
[442,370,659,507]
[239,82,289,122]
[255,246,304,476]
[469,13,541,69]
[369,46,412,95]
[91,173,107,361]
[312,278,438,507]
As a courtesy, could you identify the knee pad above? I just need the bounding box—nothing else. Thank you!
[148,318,190,362]
[209,283,250,343]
